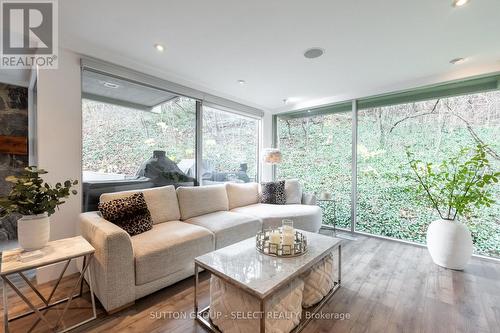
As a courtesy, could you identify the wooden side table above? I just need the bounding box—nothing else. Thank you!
[1,236,96,333]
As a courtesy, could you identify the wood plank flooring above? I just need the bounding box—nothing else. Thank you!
[1,234,499,333]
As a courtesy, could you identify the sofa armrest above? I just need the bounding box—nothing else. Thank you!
[301,192,317,205]
[79,212,135,312]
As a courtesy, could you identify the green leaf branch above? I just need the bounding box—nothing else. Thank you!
[0,166,78,217]
[405,145,499,221]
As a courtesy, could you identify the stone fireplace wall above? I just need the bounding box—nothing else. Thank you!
[0,83,28,243]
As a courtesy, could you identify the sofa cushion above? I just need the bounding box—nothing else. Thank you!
[100,185,180,224]
[231,203,322,233]
[225,183,259,210]
[131,221,214,285]
[260,181,286,204]
[98,193,153,236]
[285,179,303,204]
[185,211,262,249]
[176,185,229,220]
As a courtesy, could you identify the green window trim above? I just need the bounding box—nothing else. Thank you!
[277,72,500,119]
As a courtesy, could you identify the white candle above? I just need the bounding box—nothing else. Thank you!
[283,227,294,237]
[269,231,280,245]
[282,233,294,245]
[282,233,294,255]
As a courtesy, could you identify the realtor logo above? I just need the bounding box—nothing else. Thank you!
[1,0,58,68]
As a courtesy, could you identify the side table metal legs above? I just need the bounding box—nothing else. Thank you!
[2,254,96,333]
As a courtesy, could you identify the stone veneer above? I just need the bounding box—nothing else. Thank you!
[0,83,28,242]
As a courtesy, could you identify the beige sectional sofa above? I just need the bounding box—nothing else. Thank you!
[79,182,321,312]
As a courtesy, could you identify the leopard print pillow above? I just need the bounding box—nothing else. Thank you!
[98,192,153,236]
[260,180,286,205]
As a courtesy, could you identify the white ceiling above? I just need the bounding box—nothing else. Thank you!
[60,0,500,113]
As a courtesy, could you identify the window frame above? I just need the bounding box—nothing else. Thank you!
[199,102,262,184]
[80,62,264,187]
[273,73,500,261]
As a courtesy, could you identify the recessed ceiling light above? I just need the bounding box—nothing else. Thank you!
[237,79,246,85]
[154,43,165,52]
[450,57,466,64]
[453,0,469,7]
[304,48,325,59]
[103,82,119,89]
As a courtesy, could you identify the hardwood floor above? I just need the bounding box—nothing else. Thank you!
[1,235,499,333]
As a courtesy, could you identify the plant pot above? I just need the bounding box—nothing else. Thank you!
[426,219,473,270]
[17,213,50,251]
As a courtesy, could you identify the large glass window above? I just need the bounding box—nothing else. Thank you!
[82,97,196,181]
[277,112,352,229]
[357,91,500,258]
[81,70,197,211]
[201,106,259,185]
[276,88,500,259]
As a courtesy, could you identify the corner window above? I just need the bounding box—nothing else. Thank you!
[81,70,196,211]
[201,106,259,185]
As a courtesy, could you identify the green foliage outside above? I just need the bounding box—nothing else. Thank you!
[406,144,499,220]
[0,167,78,217]
[202,106,259,181]
[278,91,500,258]
[82,97,197,177]
[82,98,259,181]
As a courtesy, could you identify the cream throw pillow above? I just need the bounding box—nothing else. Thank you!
[226,183,259,209]
[285,179,302,204]
[176,185,229,220]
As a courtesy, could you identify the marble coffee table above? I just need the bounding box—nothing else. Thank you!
[194,231,342,333]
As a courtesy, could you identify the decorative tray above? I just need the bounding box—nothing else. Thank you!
[256,228,307,257]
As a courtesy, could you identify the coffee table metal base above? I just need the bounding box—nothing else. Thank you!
[194,246,341,333]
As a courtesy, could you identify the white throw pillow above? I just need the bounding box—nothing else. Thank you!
[285,179,302,204]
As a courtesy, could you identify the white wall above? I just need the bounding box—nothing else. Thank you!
[35,49,82,283]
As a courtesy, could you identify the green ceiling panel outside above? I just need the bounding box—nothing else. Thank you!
[276,73,500,119]
[278,101,352,120]
[358,75,500,110]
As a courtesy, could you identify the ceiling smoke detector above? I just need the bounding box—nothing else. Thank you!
[304,48,325,59]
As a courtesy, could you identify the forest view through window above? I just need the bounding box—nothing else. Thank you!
[358,91,499,258]
[277,112,352,229]
[202,106,259,185]
[82,94,196,211]
[82,97,196,182]
[277,90,500,258]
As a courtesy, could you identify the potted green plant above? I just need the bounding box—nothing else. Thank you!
[0,166,78,251]
[406,144,499,269]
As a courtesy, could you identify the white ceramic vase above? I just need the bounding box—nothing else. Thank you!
[17,213,50,251]
[426,219,473,270]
